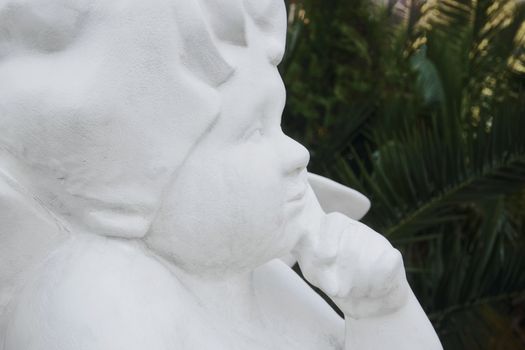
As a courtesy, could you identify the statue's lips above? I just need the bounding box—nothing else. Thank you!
[287,169,309,203]
[287,183,307,202]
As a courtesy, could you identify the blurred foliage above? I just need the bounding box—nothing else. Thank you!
[281,0,525,348]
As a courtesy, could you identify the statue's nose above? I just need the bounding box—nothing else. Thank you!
[282,133,310,177]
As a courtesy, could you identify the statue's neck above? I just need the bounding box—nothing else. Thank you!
[182,269,261,323]
[150,252,265,327]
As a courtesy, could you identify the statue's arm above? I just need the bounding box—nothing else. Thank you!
[292,178,443,350]
[296,219,443,350]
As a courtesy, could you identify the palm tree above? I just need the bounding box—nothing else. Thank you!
[282,0,525,348]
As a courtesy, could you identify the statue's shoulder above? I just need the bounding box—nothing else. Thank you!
[3,236,202,350]
[0,174,68,318]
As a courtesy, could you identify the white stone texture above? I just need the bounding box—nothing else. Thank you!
[0,0,443,349]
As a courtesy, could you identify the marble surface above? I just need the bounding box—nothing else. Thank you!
[0,0,442,349]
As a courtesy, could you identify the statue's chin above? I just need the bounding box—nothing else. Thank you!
[143,237,286,280]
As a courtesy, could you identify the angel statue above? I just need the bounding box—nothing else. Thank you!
[0,0,443,349]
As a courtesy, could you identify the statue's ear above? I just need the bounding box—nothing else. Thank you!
[0,173,67,314]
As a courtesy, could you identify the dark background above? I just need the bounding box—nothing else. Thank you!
[280,0,525,348]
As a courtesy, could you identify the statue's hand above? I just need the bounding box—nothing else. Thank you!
[296,212,409,319]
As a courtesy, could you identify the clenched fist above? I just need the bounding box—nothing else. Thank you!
[294,212,409,319]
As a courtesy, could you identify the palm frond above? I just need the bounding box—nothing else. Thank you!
[327,0,525,345]
[282,0,525,347]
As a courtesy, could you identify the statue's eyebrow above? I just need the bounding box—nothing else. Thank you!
[172,0,235,88]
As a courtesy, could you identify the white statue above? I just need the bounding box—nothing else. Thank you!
[0,0,443,349]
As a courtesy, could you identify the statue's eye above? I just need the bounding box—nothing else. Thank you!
[244,124,265,142]
[0,3,87,55]
[249,128,264,141]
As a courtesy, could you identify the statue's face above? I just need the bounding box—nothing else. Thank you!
[0,0,221,237]
[145,13,312,275]
[0,0,308,271]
